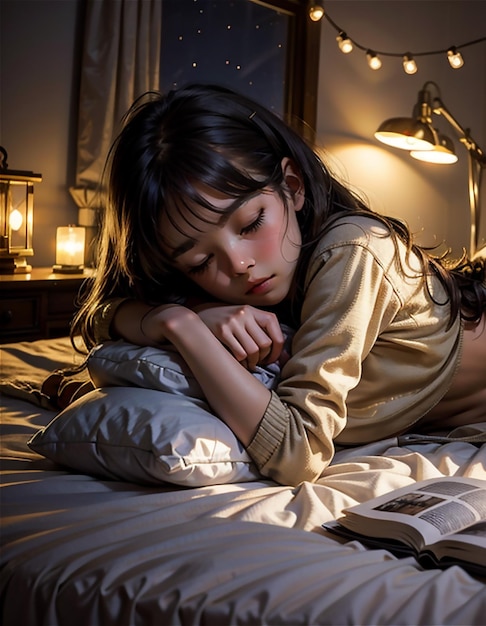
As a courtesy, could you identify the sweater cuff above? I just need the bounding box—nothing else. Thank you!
[246,390,288,469]
[93,298,130,344]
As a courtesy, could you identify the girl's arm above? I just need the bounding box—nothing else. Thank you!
[112,299,273,445]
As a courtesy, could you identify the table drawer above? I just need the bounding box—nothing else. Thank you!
[48,288,79,315]
[0,296,40,333]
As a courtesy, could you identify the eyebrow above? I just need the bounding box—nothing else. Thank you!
[171,239,196,260]
[170,212,229,260]
[170,193,258,260]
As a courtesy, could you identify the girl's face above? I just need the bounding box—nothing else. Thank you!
[162,158,304,306]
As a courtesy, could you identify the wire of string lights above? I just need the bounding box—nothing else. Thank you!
[315,7,486,74]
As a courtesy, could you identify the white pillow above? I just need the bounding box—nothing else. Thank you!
[87,340,282,393]
[28,387,261,487]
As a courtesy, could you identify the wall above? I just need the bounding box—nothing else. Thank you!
[1,0,485,266]
[316,0,486,257]
[0,0,82,267]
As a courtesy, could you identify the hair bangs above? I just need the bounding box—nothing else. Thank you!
[156,145,276,255]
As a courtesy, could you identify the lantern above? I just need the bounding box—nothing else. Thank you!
[0,146,42,274]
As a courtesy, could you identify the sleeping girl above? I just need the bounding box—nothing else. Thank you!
[71,84,486,486]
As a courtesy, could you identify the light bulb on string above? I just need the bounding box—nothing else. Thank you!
[336,32,353,54]
[366,50,382,70]
[308,3,324,22]
[402,54,418,75]
[447,47,464,68]
[318,7,485,77]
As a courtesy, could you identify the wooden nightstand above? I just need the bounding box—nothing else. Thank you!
[0,268,94,342]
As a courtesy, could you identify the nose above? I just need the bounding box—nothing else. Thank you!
[228,250,255,274]
[234,258,255,275]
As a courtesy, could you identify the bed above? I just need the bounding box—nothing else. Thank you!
[1,336,485,625]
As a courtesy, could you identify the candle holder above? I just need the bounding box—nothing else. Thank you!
[53,225,86,274]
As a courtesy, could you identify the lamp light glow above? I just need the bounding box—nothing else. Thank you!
[375,118,436,150]
[410,147,458,164]
[411,134,458,164]
[375,81,486,256]
[53,225,86,273]
[9,208,23,231]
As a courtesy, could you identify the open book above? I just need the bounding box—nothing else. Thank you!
[324,477,486,576]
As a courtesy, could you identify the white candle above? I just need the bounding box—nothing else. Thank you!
[56,225,85,266]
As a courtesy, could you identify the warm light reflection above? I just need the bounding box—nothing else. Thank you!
[375,132,434,151]
[411,147,458,164]
[316,140,449,250]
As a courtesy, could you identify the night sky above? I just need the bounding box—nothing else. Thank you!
[160,0,289,115]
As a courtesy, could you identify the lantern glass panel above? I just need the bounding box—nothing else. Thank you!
[0,168,41,273]
[1,181,34,254]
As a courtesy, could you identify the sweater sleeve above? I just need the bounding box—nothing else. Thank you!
[246,238,401,485]
[92,297,131,344]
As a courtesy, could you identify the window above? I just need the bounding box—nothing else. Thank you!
[160,0,320,136]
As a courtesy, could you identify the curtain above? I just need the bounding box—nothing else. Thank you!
[72,0,161,265]
[75,0,161,189]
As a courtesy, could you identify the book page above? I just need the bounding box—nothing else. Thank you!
[429,520,486,550]
[423,520,486,574]
[340,478,486,548]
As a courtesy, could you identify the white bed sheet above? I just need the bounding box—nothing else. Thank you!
[1,337,485,625]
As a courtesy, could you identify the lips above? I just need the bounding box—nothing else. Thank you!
[246,276,274,295]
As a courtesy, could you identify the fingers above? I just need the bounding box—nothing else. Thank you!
[197,305,286,370]
[257,315,285,365]
[219,309,284,370]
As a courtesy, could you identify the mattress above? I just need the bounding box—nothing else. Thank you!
[1,337,485,625]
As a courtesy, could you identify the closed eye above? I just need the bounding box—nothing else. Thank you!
[188,254,213,275]
[241,209,265,235]
[187,209,265,275]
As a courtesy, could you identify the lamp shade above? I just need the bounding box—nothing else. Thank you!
[411,134,458,164]
[375,117,436,151]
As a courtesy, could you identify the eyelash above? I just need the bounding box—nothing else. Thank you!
[241,208,265,234]
[188,209,265,275]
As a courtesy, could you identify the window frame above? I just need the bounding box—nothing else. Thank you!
[250,0,321,140]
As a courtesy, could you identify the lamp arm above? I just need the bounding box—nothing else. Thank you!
[432,97,486,166]
[432,96,484,256]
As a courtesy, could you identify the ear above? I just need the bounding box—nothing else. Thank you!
[281,157,305,211]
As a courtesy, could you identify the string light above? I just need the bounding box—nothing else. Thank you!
[366,50,382,70]
[447,46,464,68]
[402,54,418,75]
[336,32,353,54]
[308,3,324,22]
[313,9,486,74]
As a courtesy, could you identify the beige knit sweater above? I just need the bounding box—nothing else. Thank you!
[246,216,461,484]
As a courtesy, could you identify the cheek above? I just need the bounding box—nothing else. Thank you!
[189,269,232,295]
[260,237,283,261]
[272,221,301,263]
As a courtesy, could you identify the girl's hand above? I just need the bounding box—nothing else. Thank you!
[196,304,284,370]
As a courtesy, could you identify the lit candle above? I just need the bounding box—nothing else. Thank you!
[55,225,85,268]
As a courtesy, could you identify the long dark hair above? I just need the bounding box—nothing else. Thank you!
[72,83,485,350]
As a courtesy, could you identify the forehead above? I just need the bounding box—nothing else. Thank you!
[160,184,255,259]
